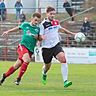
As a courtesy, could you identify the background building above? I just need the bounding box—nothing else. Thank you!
[39,0,71,13]
[4,0,85,14]
[5,0,36,13]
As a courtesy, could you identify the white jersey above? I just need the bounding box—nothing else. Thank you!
[40,18,61,48]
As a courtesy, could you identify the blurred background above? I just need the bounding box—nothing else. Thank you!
[0,0,96,61]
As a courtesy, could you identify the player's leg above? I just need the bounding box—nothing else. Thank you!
[53,44,72,88]
[15,52,31,85]
[56,52,72,87]
[0,59,22,85]
[42,63,51,85]
[41,48,53,85]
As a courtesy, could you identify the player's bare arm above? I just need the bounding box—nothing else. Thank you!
[2,26,20,37]
[59,27,76,35]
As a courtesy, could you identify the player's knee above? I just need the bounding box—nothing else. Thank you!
[23,58,31,63]
[60,57,66,63]
[61,59,66,63]
[13,63,22,69]
[46,65,50,70]
[14,65,20,70]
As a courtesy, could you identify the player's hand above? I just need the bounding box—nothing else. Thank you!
[41,35,46,40]
[34,35,46,40]
[72,32,77,35]
[1,31,8,37]
[36,35,46,41]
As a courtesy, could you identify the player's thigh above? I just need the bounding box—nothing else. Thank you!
[13,59,22,69]
[53,43,66,63]
[56,52,66,63]
[42,48,53,64]
[22,53,31,63]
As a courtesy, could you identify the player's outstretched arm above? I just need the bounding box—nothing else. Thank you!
[59,27,76,35]
[1,26,20,37]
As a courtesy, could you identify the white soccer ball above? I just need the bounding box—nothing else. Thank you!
[74,32,86,43]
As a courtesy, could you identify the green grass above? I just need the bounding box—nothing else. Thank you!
[0,61,96,96]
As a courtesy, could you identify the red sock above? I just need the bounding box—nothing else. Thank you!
[5,66,15,77]
[17,62,29,79]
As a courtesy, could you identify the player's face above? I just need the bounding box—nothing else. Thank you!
[46,11,56,21]
[31,17,41,25]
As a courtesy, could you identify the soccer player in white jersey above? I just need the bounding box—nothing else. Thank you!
[39,6,76,88]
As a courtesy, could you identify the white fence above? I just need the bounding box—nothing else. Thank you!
[34,47,96,64]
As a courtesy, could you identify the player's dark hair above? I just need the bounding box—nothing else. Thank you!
[46,6,55,13]
[32,12,41,18]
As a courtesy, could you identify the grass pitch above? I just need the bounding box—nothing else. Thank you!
[0,61,96,96]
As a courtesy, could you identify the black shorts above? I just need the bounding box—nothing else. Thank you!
[42,43,64,64]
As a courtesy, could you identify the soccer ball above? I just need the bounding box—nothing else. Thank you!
[74,32,86,43]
